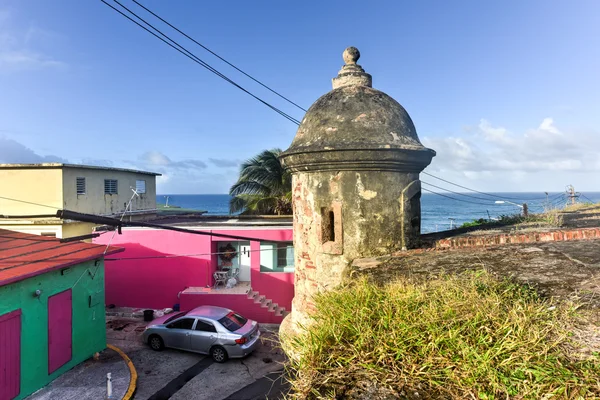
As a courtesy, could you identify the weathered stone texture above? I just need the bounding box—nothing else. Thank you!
[280,47,435,335]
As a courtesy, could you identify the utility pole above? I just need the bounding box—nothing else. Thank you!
[448,218,455,230]
[566,185,578,205]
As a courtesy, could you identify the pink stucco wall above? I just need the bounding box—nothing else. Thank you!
[94,227,294,314]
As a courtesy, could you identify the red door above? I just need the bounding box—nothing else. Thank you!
[48,290,72,374]
[0,309,21,400]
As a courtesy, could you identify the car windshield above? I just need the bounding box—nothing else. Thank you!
[218,312,248,332]
[164,311,188,324]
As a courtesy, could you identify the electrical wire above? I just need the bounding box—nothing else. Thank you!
[422,187,500,205]
[99,0,583,207]
[548,196,568,208]
[422,172,548,201]
[131,0,307,112]
[0,195,288,242]
[0,195,60,210]
[100,0,301,125]
[104,244,292,261]
[103,189,138,254]
[422,181,506,202]
[580,193,596,203]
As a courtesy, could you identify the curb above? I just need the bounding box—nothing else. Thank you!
[107,344,137,400]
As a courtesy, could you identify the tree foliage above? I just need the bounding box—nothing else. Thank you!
[229,148,292,215]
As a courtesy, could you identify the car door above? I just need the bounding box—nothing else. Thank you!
[164,317,196,350]
[191,319,218,353]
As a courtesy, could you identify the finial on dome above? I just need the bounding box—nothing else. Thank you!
[343,47,360,65]
[332,46,372,89]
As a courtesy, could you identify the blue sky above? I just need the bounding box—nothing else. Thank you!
[0,0,599,193]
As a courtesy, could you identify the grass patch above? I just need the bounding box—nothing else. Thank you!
[459,218,492,228]
[285,271,600,399]
[459,211,564,231]
[563,202,597,212]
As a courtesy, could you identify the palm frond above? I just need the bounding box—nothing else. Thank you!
[228,148,292,215]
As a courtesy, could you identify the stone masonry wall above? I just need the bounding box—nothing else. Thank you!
[433,227,600,249]
[289,169,421,328]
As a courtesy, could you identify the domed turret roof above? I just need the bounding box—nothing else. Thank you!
[280,47,435,173]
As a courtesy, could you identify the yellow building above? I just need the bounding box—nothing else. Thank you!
[0,163,160,238]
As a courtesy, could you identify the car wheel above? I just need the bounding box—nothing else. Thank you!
[210,345,228,363]
[149,335,164,351]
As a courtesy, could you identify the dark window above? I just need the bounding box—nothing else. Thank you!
[76,177,86,195]
[167,318,195,330]
[321,208,335,243]
[195,320,217,333]
[277,243,294,268]
[104,179,118,194]
[218,312,248,332]
[135,180,146,194]
[164,311,188,324]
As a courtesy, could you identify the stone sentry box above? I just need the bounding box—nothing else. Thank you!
[279,47,435,332]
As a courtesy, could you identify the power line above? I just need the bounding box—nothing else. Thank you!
[103,189,138,254]
[580,193,596,203]
[422,172,548,201]
[130,0,307,113]
[422,181,502,202]
[0,195,60,210]
[104,245,290,261]
[0,195,288,243]
[100,0,301,125]
[421,187,501,206]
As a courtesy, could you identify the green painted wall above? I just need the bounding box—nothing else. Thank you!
[0,259,106,400]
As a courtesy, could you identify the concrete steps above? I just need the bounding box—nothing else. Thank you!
[246,288,288,319]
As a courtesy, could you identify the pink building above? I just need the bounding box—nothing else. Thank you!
[94,217,294,323]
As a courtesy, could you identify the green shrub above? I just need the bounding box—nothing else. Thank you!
[460,218,490,228]
[285,271,599,399]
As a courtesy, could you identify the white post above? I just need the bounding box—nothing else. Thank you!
[106,372,113,399]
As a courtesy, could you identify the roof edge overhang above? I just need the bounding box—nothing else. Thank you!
[0,245,124,287]
[0,163,161,176]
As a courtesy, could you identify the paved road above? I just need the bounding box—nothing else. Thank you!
[107,318,289,399]
[25,348,129,400]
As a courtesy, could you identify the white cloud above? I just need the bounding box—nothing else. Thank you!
[478,119,510,143]
[140,151,171,167]
[139,151,207,170]
[422,118,600,191]
[208,158,240,168]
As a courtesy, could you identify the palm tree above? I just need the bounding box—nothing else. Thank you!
[229,148,292,215]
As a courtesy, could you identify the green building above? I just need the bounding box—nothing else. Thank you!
[0,229,122,400]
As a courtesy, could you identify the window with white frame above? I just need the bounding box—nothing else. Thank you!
[76,177,86,195]
[104,179,118,194]
[135,180,146,194]
[260,241,294,272]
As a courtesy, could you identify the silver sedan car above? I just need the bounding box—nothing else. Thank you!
[142,306,260,363]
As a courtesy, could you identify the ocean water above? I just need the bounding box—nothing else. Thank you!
[158,192,600,234]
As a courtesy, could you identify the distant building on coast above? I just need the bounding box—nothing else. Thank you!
[0,163,161,238]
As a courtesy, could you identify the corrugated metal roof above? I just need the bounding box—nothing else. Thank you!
[0,229,123,287]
